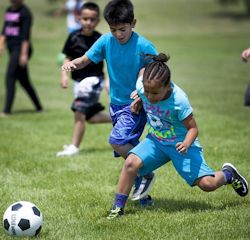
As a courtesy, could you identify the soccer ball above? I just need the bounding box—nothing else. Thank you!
[3,201,43,237]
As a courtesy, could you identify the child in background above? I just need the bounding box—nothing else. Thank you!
[241,47,250,106]
[0,0,43,116]
[107,53,248,219]
[57,2,111,157]
[62,0,157,205]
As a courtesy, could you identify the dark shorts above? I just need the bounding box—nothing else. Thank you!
[71,76,105,120]
[109,103,147,154]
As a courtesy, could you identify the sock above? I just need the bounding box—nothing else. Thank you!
[114,193,128,208]
[222,169,233,184]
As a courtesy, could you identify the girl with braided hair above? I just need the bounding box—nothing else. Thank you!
[107,53,248,219]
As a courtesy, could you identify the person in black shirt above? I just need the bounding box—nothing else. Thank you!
[0,0,43,116]
[56,2,111,157]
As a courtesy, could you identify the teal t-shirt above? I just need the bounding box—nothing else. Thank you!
[86,32,157,105]
[136,77,201,147]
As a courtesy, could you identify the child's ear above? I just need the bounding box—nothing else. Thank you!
[131,19,136,28]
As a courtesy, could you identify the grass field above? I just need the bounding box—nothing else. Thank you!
[0,0,250,239]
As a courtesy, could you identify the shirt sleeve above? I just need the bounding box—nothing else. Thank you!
[85,35,106,64]
[177,95,193,121]
[62,34,72,57]
[136,75,144,97]
[20,8,32,41]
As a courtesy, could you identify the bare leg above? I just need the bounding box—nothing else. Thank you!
[196,171,226,192]
[88,111,111,123]
[116,153,143,195]
[111,143,134,159]
[72,111,86,148]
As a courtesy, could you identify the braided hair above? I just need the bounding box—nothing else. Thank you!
[143,53,171,87]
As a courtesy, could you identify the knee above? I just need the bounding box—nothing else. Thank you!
[197,177,217,192]
[124,155,140,174]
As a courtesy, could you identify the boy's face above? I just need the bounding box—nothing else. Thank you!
[80,9,99,36]
[109,20,136,45]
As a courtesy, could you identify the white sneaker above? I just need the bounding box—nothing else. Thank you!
[56,144,79,157]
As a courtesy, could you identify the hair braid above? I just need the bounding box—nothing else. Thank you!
[143,53,171,86]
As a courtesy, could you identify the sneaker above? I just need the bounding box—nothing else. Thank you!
[131,172,156,201]
[107,206,124,219]
[222,163,248,197]
[56,144,79,157]
[139,195,154,207]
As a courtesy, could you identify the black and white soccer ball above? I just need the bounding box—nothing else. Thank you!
[3,201,43,237]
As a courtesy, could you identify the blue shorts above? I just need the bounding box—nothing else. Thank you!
[130,136,214,186]
[109,104,146,156]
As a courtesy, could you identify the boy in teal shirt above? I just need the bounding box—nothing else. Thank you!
[62,0,157,204]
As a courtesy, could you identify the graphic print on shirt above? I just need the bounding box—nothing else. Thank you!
[4,12,20,36]
[144,103,177,142]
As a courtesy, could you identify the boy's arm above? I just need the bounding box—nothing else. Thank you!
[0,35,5,55]
[176,114,198,154]
[60,57,71,88]
[61,55,91,72]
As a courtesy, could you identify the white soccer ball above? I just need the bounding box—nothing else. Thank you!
[3,201,43,237]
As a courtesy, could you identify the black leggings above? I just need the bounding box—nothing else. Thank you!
[3,48,42,113]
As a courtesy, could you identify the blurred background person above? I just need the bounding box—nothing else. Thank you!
[0,0,43,117]
[241,47,250,106]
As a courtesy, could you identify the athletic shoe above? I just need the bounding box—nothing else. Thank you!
[222,163,248,197]
[139,195,154,207]
[107,206,124,219]
[131,172,156,201]
[56,144,79,157]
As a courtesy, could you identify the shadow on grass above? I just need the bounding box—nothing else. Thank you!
[128,198,246,214]
[210,11,250,20]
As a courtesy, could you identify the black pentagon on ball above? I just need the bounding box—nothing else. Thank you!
[11,203,23,211]
[32,206,41,216]
[3,219,10,231]
[18,219,30,231]
[35,226,42,236]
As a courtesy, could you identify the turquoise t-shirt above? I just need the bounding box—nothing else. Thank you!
[136,77,201,148]
[85,32,157,105]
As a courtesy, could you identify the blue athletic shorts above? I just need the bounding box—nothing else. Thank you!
[109,104,146,154]
[130,136,214,186]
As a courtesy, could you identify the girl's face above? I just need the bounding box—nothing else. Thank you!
[143,79,171,104]
[80,9,99,36]
[109,20,136,45]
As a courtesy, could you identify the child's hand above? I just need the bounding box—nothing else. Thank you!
[19,53,28,66]
[130,90,142,114]
[241,48,250,62]
[130,90,139,100]
[131,98,142,114]
[176,142,188,154]
[61,61,77,72]
[60,75,69,88]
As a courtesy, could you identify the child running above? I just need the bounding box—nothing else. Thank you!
[57,2,111,157]
[107,53,248,219]
[62,0,157,205]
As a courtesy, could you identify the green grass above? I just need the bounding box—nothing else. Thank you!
[0,0,250,239]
